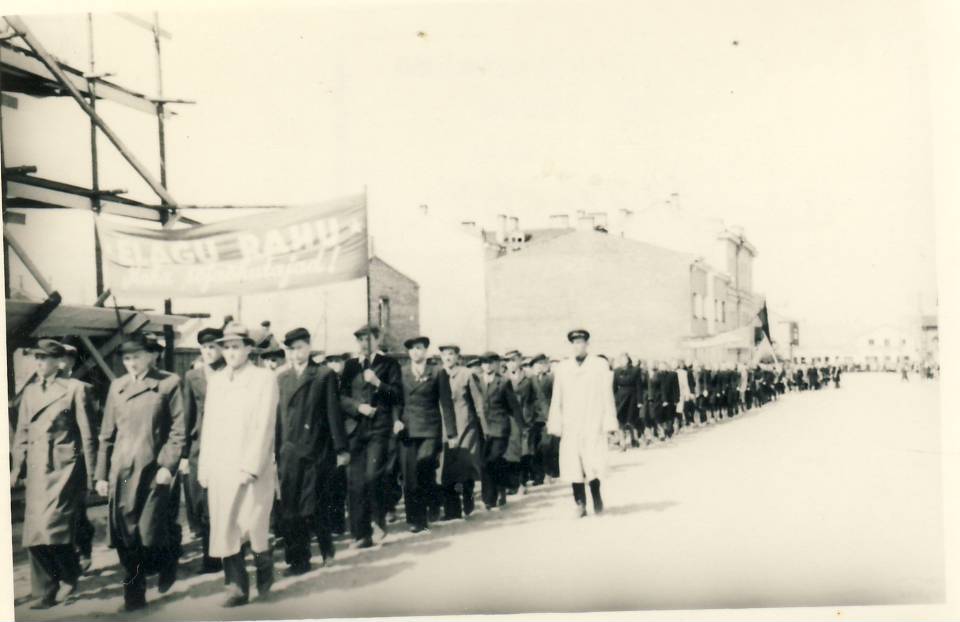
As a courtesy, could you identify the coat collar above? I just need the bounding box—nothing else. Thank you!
[118,367,163,399]
[27,375,69,420]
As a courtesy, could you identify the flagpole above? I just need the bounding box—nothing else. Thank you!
[364,185,372,331]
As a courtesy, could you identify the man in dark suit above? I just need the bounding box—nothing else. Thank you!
[94,334,185,612]
[397,336,456,532]
[275,328,349,573]
[527,354,552,485]
[476,352,521,510]
[339,326,403,548]
[656,362,681,439]
[322,353,349,536]
[181,328,225,575]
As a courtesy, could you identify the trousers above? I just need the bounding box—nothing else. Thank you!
[29,545,80,602]
[400,436,442,528]
[480,436,509,507]
[347,434,389,541]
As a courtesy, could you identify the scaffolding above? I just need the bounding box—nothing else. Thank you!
[1,13,197,392]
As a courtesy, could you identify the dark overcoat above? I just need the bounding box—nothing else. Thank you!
[477,372,520,440]
[11,376,96,547]
[276,362,347,520]
[613,366,639,427]
[398,363,456,439]
[95,368,185,549]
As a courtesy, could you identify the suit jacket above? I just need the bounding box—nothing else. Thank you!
[95,367,185,548]
[656,370,681,405]
[477,372,520,438]
[399,362,456,439]
[530,373,554,424]
[182,362,223,464]
[340,352,403,440]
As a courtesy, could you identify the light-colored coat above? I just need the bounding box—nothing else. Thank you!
[547,355,618,483]
[12,376,96,547]
[199,363,278,557]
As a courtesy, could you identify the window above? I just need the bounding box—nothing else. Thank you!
[692,293,699,319]
[721,301,726,323]
[868,339,875,346]
[884,339,890,347]
[377,297,391,329]
[714,299,719,322]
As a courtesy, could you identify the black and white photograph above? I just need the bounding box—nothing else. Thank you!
[0,1,957,620]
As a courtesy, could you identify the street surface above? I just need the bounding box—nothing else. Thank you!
[10,372,944,619]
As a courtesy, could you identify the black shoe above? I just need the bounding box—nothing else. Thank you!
[593,498,604,514]
[575,502,588,518]
[122,599,148,612]
[158,562,177,594]
[30,596,57,610]
[428,507,442,523]
[284,562,310,577]
[353,536,374,549]
[441,512,462,521]
[222,593,249,608]
[463,497,475,516]
[408,524,430,534]
[198,558,223,575]
[497,490,507,507]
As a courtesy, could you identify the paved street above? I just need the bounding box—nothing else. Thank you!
[11,372,944,620]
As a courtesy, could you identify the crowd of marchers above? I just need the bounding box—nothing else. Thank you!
[9,324,841,613]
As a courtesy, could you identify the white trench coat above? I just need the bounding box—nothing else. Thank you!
[198,362,278,557]
[547,355,618,483]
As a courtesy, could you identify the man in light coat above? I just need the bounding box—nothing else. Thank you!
[199,323,279,607]
[547,329,618,518]
[11,339,96,609]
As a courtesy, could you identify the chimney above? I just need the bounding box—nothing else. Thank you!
[550,213,570,228]
[509,216,519,232]
[419,204,429,216]
[496,214,508,243]
[577,214,595,230]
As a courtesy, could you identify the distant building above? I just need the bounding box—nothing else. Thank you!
[850,325,918,371]
[920,314,939,367]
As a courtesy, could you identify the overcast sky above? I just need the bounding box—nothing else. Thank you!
[4,0,940,349]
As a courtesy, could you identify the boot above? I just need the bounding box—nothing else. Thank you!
[253,550,274,598]
[589,479,604,514]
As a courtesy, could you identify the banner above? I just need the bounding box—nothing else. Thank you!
[97,195,368,297]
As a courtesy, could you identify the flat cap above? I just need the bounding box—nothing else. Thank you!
[403,336,430,350]
[217,322,256,346]
[197,327,223,345]
[479,351,501,363]
[30,338,66,357]
[353,325,381,339]
[437,344,460,353]
[283,327,312,347]
[567,328,590,342]
[504,350,522,360]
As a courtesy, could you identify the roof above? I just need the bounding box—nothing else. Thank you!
[481,227,574,248]
[5,299,191,338]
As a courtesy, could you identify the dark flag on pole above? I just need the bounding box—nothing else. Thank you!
[758,302,772,344]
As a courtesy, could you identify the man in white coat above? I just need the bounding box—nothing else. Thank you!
[198,323,279,607]
[547,329,618,518]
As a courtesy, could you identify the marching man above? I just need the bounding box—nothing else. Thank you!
[547,329,618,518]
[199,323,279,607]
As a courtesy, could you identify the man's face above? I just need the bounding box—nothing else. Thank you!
[34,353,59,378]
[122,350,153,377]
[571,339,589,357]
[199,342,223,366]
[534,361,547,375]
[222,340,252,369]
[289,340,312,366]
[328,360,345,375]
[409,344,427,364]
[264,357,281,370]
[440,349,458,367]
[481,361,496,375]
[506,358,520,373]
[357,334,380,356]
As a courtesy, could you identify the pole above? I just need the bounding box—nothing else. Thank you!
[1,53,14,399]
[87,13,104,297]
[365,186,372,331]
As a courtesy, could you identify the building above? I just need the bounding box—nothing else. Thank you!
[920,314,939,367]
[850,325,918,371]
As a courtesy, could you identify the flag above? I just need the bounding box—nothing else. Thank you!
[758,302,772,343]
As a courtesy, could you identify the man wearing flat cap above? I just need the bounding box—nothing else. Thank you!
[275,327,349,574]
[526,354,553,486]
[94,333,186,612]
[322,352,350,536]
[11,339,97,610]
[396,336,456,532]
[199,323,279,607]
[180,327,225,575]
[501,351,529,495]
[477,352,521,510]
[339,325,403,548]
[547,329,618,518]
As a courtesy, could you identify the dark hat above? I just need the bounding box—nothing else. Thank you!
[404,336,430,350]
[61,343,79,357]
[480,351,501,363]
[598,354,609,362]
[324,353,345,364]
[504,350,522,360]
[197,327,223,345]
[438,344,460,354]
[521,357,533,368]
[567,329,590,342]
[283,327,312,347]
[354,325,381,339]
[217,322,256,346]
[30,338,66,357]
[530,353,548,365]
[119,333,153,354]
[260,347,286,360]
[465,358,481,368]
[145,334,166,353]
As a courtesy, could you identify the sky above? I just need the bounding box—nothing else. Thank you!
[2,0,941,350]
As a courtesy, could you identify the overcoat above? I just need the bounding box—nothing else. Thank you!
[11,376,96,547]
[95,368,185,549]
[182,364,220,530]
[613,366,639,427]
[546,355,617,483]
[339,353,403,441]
[199,363,278,557]
[477,372,520,439]
[275,361,347,521]
[438,365,485,484]
[505,370,528,463]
